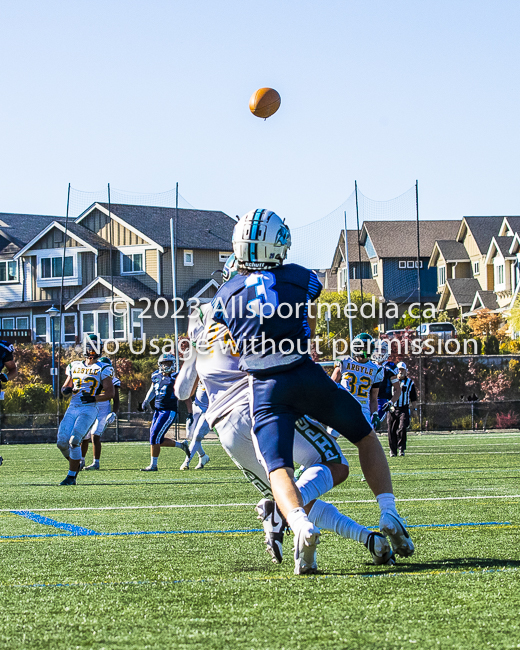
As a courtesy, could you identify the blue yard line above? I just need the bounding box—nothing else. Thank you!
[10,511,98,536]
[3,565,518,590]
[0,520,512,541]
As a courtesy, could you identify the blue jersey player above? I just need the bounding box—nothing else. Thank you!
[140,353,190,471]
[212,209,414,572]
[0,339,17,468]
[371,340,401,421]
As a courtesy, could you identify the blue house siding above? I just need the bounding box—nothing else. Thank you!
[383,258,439,303]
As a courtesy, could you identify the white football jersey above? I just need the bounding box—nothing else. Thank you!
[335,356,384,421]
[189,304,245,404]
[66,359,113,407]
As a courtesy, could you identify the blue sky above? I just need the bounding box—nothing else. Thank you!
[1,0,519,229]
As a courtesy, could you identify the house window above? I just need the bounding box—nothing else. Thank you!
[41,256,73,279]
[1,318,14,330]
[16,317,29,330]
[63,314,76,343]
[497,265,505,285]
[81,311,126,340]
[114,314,125,339]
[372,263,378,277]
[219,252,232,262]
[184,250,194,266]
[407,261,415,269]
[0,260,17,283]
[132,309,143,340]
[34,316,48,343]
[438,266,446,287]
[414,261,423,268]
[473,261,480,276]
[399,261,406,269]
[82,313,95,336]
[122,252,144,274]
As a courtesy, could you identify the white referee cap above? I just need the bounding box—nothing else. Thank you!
[397,362,407,370]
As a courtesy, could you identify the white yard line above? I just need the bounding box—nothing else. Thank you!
[2,493,519,514]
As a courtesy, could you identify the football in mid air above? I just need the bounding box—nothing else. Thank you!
[249,88,281,119]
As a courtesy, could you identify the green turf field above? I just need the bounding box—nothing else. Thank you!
[0,433,519,650]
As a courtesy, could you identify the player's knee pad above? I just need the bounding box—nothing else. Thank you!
[69,434,82,448]
[57,434,70,457]
[69,446,82,461]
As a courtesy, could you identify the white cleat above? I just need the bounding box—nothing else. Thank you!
[379,512,415,558]
[364,531,395,566]
[180,458,190,470]
[195,454,210,469]
[255,498,287,564]
[85,463,99,471]
[78,459,85,471]
[293,522,320,575]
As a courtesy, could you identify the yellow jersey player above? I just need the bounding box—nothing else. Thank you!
[57,334,114,485]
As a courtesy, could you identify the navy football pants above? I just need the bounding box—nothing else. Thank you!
[251,357,373,473]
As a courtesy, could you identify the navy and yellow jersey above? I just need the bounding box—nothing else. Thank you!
[212,263,322,374]
[335,356,384,421]
[378,361,399,400]
[66,360,113,407]
[0,340,14,370]
[151,369,178,412]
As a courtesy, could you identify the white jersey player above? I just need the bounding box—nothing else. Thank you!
[180,381,211,470]
[57,335,114,485]
[175,256,395,571]
[332,332,385,430]
[80,356,121,471]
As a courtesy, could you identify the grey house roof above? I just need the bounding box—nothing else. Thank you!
[502,216,520,235]
[445,278,481,306]
[0,213,66,251]
[89,203,236,251]
[65,222,111,250]
[491,236,516,258]
[435,240,470,261]
[98,275,158,300]
[334,230,370,265]
[348,279,382,297]
[361,220,460,258]
[474,290,499,311]
[461,216,504,254]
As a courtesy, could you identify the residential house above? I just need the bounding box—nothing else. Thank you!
[0,204,235,344]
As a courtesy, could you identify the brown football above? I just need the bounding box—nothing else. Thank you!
[249,87,281,119]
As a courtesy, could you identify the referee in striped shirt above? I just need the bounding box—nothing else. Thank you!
[387,362,417,457]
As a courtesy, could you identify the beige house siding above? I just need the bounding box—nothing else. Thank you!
[459,227,480,258]
[453,262,472,278]
[162,248,225,297]
[31,227,81,250]
[81,208,149,246]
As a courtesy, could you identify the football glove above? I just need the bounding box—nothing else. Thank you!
[62,386,73,395]
[381,401,395,414]
[140,400,150,412]
[106,412,117,426]
[186,413,194,426]
[80,393,96,404]
[371,412,381,429]
[0,373,8,383]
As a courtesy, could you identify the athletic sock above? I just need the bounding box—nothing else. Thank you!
[286,507,313,538]
[376,493,398,515]
[81,456,85,462]
[151,457,158,468]
[308,500,369,544]
[67,470,76,477]
[296,465,334,506]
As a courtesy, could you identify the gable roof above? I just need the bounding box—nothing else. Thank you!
[500,216,520,236]
[13,220,110,259]
[470,290,499,312]
[77,203,236,251]
[64,275,157,310]
[457,216,504,254]
[360,220,460,259]
[331,230,370,270]
[0,212,66,254]
[440,278,481,309]
[485,236,516,264]
[429,240,470,268]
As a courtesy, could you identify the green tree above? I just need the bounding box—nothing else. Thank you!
[394,307,438,329]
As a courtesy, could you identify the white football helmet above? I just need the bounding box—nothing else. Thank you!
[158,353,176,373]
[232,209,291,270]
[371,339,390,364]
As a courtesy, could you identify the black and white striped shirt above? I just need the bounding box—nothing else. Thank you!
[396,377,417,407]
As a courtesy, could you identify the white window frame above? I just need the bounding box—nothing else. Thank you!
[16,316,29,330]
[81,310,127,341]
[414,261,423,268]
[131,308,144,340]
[372,262,378,277]
[496,264,505,286]
[219,251,232,262]
[473,260,480,276]
[438,265,446,287]
[184,250,194,266]
[34,315,49,343]
[0,260,18,283]
[407,261,415,269]
[1,317,15,330]
[62,313,77,344]
[120,247,146,275]
[36,249,81,288]
[398,260,406,269]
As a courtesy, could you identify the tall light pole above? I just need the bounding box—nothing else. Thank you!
[46,305,60,397]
